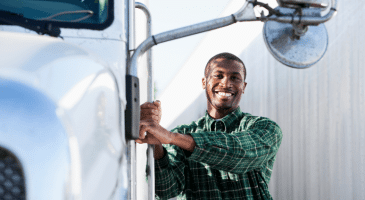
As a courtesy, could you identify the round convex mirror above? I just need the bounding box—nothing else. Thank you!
[263,19,328,69]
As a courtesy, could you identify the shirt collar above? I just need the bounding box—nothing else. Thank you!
[204,107,242,132]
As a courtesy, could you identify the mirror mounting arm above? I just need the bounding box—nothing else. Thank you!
[267,0,337,25]
[127,1,258,77]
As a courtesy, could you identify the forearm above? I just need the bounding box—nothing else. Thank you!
[188,125,283,173]
[155,144,186,199]
[170,132,196,152]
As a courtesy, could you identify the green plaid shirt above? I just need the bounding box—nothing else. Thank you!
[155,107,282,200]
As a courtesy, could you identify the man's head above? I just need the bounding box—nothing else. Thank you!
[204,52,246,80]
[202,53,247,118]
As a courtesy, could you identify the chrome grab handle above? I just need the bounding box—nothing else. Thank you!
[135,2,155,200]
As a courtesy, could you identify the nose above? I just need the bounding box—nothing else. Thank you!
[219,76,231,88]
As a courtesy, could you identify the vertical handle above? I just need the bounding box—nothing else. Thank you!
[135,2,155,200]
[126,0,137,200]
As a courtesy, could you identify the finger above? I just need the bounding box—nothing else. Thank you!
[140,111,157,117]
[140,113,158,119]
[140,117,159,126]
[153,100,161,108]
[152,115,159,122]
[153,101,162,118]
[141,107,157,111]
[140,102,151,109]
[140,119,154,125]
[140,114,159,122]
[141,102,158,109]
[141,108,158,115]
[139,125,147,139]
[136,138,148,144]
[136,138,149,144]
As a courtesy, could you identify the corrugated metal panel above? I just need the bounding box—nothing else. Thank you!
[238,1,365,199]
[160,0,365,199]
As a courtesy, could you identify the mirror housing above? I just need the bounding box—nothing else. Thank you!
[263,6,329,68]
[277,0,328,8]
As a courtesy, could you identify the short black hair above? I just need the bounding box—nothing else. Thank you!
[204,52,246,80]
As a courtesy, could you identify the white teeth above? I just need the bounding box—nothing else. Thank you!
[217,92,232,97]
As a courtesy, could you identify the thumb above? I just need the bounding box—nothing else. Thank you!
[153,100,161,108]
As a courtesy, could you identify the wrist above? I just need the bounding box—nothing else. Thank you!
[169,133,196,152]
[169,132,178,145]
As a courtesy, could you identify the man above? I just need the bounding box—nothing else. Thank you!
[137,53,283,200]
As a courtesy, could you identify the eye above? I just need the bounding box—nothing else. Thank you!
[231,76,238,80]
[214,74,223,78]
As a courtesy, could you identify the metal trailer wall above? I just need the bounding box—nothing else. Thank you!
[240,1,365,199]
[159,0,365,199]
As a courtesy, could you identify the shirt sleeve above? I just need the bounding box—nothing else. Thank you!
[155,138,187,199]
[188,117,283,174]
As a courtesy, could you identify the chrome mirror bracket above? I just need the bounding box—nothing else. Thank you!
[233,1,257,22]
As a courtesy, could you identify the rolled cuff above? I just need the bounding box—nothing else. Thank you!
[155,147,169,170]
[188,132,212,161]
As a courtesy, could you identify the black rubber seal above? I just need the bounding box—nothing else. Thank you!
[231,14,237,23]
[125,75,140,140]
[152,35,157,45]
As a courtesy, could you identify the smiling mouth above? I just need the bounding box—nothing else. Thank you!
[215,91,235,98]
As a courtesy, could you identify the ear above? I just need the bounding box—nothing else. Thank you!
[202,77,206,90]
[242,82,247,94]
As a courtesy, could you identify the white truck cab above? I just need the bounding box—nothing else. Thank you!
[0,0,132,199]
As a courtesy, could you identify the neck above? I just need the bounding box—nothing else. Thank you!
[207,103,236,119]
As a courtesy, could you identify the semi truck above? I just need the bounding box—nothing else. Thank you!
[0,0,337,199]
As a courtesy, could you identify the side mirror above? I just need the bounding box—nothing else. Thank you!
[277,0,328,8]
[263,0,333,68]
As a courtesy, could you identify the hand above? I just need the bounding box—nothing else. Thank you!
[136,132,161,145]
[136,132,165,160]
[138,101,162,145]
[140,100,161,124]
[138,119,174,145]
[137,120,196,154]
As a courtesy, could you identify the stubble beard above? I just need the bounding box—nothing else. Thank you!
[206,89,234,111]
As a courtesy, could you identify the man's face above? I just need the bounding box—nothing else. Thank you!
[202,58,247,113]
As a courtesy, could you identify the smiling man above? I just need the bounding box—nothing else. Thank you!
[137,53,283,200]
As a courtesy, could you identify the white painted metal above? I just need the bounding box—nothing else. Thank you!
[0,0,133,199]
[0,79,71,200]
[0,31,124,199]
[0,1,130,105]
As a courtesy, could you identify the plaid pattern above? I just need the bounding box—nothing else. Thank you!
[155,107,282,200]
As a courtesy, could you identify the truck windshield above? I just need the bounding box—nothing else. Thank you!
[0,0,113,30]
